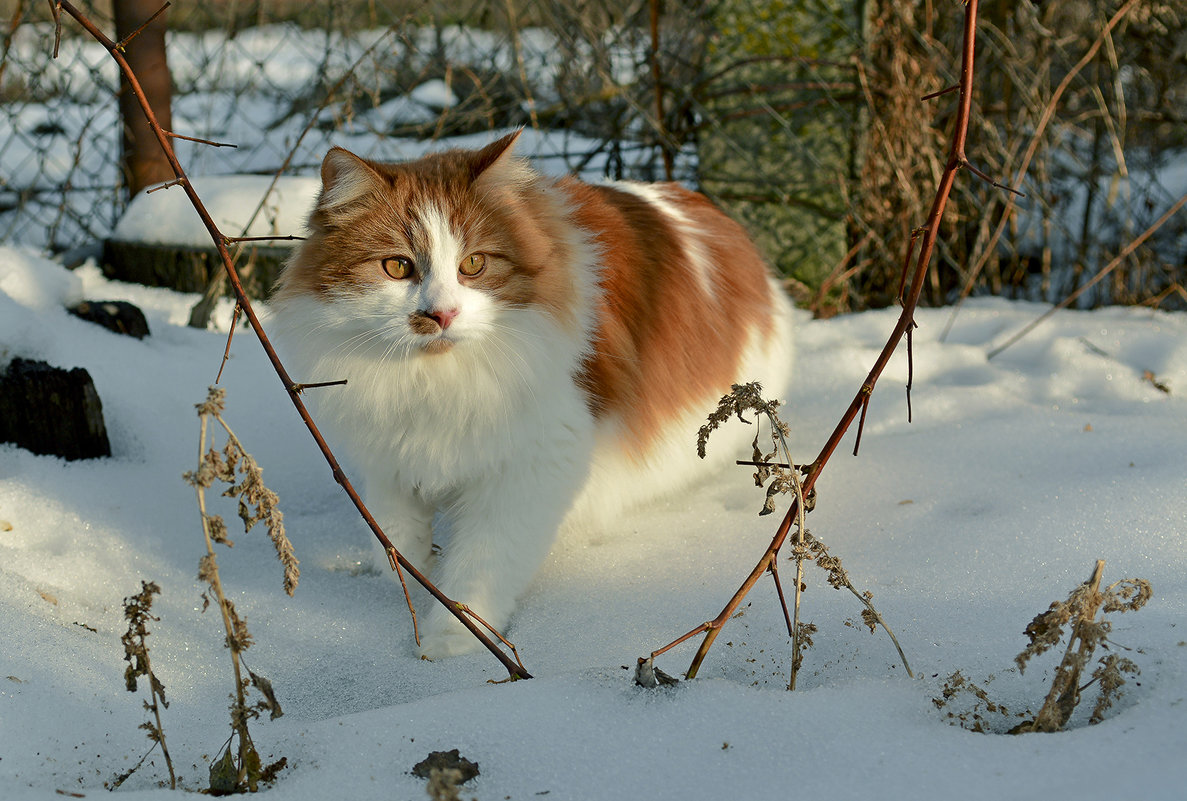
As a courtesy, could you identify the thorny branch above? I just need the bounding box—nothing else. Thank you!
[647,0,988,682]
[52,0,531,681]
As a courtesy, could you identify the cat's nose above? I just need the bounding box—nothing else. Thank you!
[427,308,459,330]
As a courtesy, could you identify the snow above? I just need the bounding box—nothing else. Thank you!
[409,80,458,110]
[110,176,320,248]
[1,239,1185,799]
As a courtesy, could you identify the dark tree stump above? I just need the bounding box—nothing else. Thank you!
[101,239,289,298]
[0,358,111,460]
[69,300,151,339]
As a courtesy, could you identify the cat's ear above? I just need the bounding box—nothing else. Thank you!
[318,147,384,211]
[470,129,526,183]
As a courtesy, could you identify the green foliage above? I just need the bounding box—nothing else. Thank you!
[696,0,862,301]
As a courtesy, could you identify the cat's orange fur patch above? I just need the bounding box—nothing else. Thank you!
[563,180,774,455]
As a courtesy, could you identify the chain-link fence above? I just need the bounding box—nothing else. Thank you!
[2,0,1184,310]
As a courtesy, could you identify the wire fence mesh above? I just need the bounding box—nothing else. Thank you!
[1,0,1184,311]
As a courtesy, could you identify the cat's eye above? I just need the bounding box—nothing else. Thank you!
[459,253,487,277]
[382,256,414,280]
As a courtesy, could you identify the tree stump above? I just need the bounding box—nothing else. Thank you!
[0,358,111,460]
[101,239,289,298]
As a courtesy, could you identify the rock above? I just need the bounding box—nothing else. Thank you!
[68,300,151,339]
[0,358,111,460]
[411,749,480,784]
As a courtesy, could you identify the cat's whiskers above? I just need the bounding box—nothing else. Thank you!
[468,339,517,452]
[477,319,540,390]
[333,326,396,363]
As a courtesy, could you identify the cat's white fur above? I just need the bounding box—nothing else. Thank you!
[272,133,794,657]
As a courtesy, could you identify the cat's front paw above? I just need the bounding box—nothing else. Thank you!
[418,612,485,659]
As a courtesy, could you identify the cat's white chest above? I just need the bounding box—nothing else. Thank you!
[300,306,595,496]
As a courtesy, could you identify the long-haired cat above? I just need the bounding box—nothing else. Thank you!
[271,131,794,658]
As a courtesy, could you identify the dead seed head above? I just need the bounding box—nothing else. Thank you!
[1103,577,1153,613]
[121,582,162,694]
[1016,601,1074,673]
[1009,563,1153,732]
[698,383,803,518]
[249,670,284,720]
[1089,654,1140,724]
[196,386,226,417]
[191,388,299,595]
[697,382,784,459]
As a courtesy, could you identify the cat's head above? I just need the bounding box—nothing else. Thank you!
[275,131,584,358]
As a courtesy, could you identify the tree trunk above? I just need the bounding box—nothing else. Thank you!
[112,0,174,196]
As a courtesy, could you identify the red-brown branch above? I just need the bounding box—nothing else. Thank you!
[55,0,530,681]
[663,0,984,680]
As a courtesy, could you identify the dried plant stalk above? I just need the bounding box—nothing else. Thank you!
[934,561,1150,734]
[184,386,287,792]
[1012,560,1151,733]
[688,383,908,687]
[114,580,176,790]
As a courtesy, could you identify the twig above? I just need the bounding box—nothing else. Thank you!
[54,0,531,681]
[113,2,170,51]
[165,130,238,148]
[922,84,958,101]
[0,1,27,90]
[386,547,420,647]
[213,303,241,385]
[649,0,673,180]
[456,604,527,674]
[223,234,306,244]
[786,452,807,690]
[959,156,1025,197]
[905,323,915,423]
[292,379,349,393]
[737,459,792,469]
[146,177,186,193]
[503,0,540,131]
[48,0,61,58]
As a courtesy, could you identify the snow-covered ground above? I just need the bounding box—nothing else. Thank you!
[1,241,1185,799]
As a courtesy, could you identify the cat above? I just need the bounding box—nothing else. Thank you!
[270,130,794,658]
